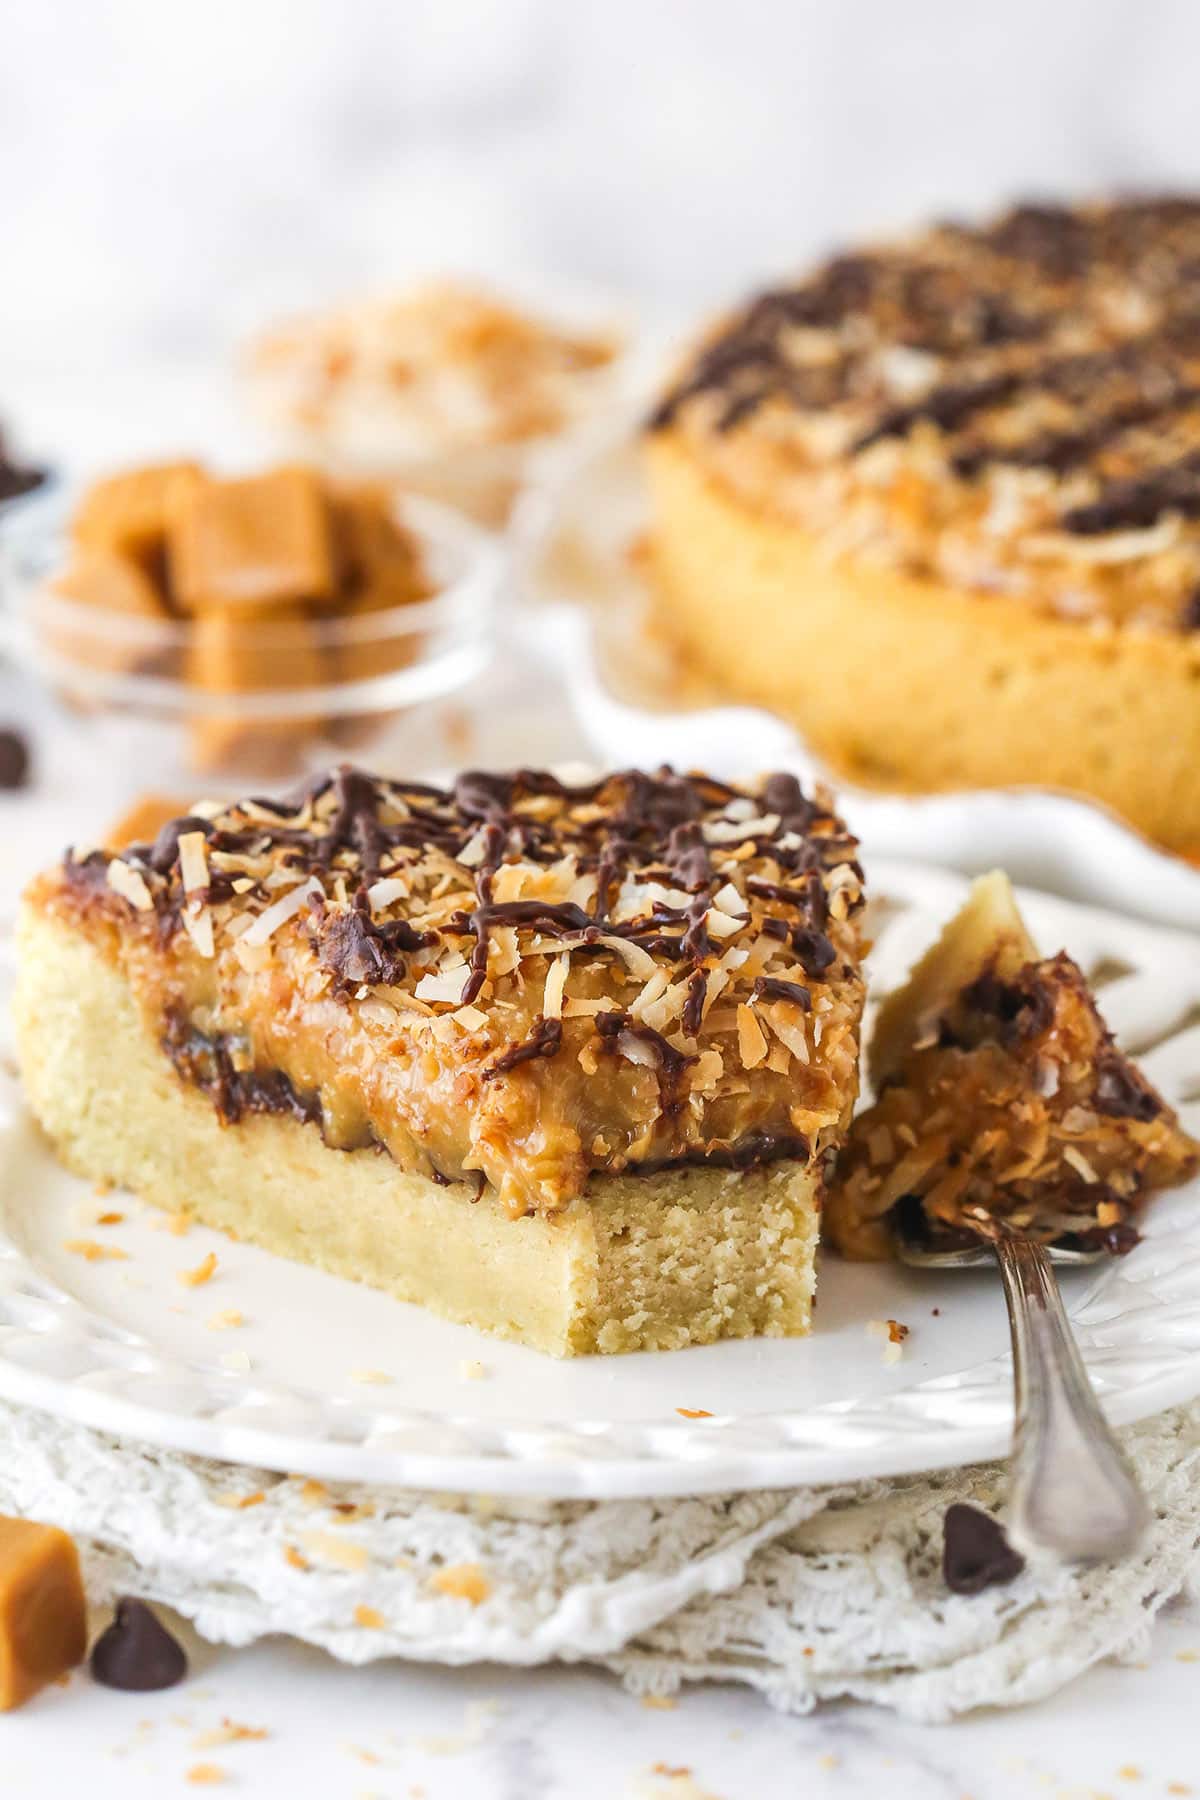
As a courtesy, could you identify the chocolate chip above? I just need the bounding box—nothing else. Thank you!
[0,433,46,505]
[942,1503,1025,1595]
[0,729,30,790]
[90,1597,188,1691]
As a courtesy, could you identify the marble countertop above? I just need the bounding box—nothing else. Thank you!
[4,1601,1200,1799]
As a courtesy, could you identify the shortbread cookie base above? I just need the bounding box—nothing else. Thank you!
[14,909,819,1357]
[645,434,1200,853]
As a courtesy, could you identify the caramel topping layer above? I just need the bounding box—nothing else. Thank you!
[39,765,865,1215]
[651,196,1200,633]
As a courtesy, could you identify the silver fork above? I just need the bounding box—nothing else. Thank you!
[893,1224,1149,1562]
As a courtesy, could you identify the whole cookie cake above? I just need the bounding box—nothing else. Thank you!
[646,197,1200,853]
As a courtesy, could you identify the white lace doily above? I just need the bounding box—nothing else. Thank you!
[4,1396,1199,1723]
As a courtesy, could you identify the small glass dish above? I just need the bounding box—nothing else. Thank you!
[0,485,501,794]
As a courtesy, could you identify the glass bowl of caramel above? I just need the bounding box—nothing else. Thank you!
[0,460,500,790]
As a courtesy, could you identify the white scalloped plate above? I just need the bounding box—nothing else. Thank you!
[513,433,1200,933]
[0,861,1197,1497]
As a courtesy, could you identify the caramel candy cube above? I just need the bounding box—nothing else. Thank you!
[0,1516,87,1711]
[54,550,167,622]
[186,606,327,772]
[71,461,206,581]
[330,482,429,685]
[47,551,169,676]
[170,468,337,614]
[330,481,429,611]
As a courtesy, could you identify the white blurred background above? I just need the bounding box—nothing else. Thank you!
[4,0,1200,464]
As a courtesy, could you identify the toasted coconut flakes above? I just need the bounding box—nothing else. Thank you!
[354,1604,386,1630]
[490,863,533,904]
[389,989,434,1015]
[429,1562,491,1605]
[300,1531,369,1571]
[629,969,670,1022]
[737,1004,769,1068]
[455,827,489,869]
[349,1367,391,1384]
[365,876,408,909]
[704,811,779,844]
[178,830,210,894]
[456,1004,488,1031]
[765,1008,810,1064]
[561,931,658,981]
[106,859,153,911]
[542,953,569,1021]
[414,961,469,1003]
[182,903,215,960]
[1062,1144,1100,1184]
[618,1032,662,1069]
[263,865,303,890]
[64,1238,129,1263]
[192,1721,269,1750]
[242,876,324,948]
[705,907,745,940]
[563,996,619,1018]
[712,880,745,914]
[701,966,729,1017]
[692,1048,725,1088]
[233,935,272,973]
[207,1309,243,1330]
[357,998,401,1029]
[179,1251,218,1287]
[656,976,694,1028]
[231,876,255,895]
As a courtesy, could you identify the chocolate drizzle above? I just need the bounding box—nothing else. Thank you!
[647,195,1200,573]
[595,1009,697,1116]
[482,1015,562,1080]
[752,975,812,1011]
[148,815,214,875]
[162,1014,323,1132]
[77,763,863,1189]
[1061,447,1200,534]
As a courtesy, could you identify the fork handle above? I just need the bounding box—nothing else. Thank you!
[994,1234,1149,1563]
